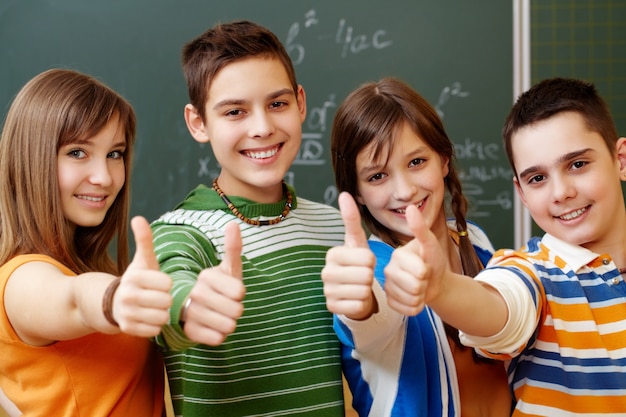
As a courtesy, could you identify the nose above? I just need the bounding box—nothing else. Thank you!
[551,173,576,202]
[248,109,275,138]
[88,158,114,186]
[393,172,417,202]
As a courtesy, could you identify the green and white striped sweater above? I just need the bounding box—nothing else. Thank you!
[152,183,346,416]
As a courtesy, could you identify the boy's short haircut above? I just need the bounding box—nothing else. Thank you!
[502,77,619,176]
[181,20,298,121]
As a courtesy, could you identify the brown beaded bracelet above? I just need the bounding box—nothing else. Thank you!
[102,278,122,327]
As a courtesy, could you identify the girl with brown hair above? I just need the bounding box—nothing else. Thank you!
[322,77,512,416]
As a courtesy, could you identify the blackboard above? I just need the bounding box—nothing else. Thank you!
[0,0,515,249]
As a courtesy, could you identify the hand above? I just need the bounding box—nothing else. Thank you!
[183,221,246,346]
[383,204,447,316]
[114,216,173,337]
[322,192,377,320]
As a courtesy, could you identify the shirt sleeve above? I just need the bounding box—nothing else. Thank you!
[459,268,539,355]
[151,222,221,351]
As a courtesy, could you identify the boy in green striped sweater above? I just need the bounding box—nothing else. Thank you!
[151,20,346,416]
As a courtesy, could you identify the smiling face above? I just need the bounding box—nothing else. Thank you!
[513,111,626,253]
[355,121,450,244]
[57,115,126,228]
[185,56,306,203]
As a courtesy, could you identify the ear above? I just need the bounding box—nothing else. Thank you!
[513,175,528,207]
[616,137,626,180]
[355,193,365,206]
[184,104,210,144]
[296,85,307,123]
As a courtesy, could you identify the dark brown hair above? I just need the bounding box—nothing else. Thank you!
[182,20,298,122]
[331,77,484,277]
[503,77,618,177]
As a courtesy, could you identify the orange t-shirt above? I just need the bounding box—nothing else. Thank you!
[0,254,164,417]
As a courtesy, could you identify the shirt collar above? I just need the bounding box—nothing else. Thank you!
[541,233,599,272]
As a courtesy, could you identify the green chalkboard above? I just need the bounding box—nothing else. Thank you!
[0,0,515,249]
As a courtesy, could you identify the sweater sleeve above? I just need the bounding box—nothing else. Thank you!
[151,222,221,351]
[334,280,406,354]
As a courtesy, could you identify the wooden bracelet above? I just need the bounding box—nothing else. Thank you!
[102,278,122,327]
[179,296,192,329]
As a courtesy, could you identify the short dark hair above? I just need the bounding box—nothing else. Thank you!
[503,77,618,177]
[182,20,298,121]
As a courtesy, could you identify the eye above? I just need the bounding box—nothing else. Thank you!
[67,149,87,159]
[269,101,287,110]
[367,172,386,182]
[108,150,125,159]
[225,108,244,117]
[408,158,425,168]
[527,174,545,185]
[571,160,588,170]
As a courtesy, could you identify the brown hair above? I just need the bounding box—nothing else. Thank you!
[503,77,618,177]
[0,68,136,275]
[182,20,298,122]
[331,77,484,277]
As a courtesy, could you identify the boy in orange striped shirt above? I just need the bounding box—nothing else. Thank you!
[384,77,626,416]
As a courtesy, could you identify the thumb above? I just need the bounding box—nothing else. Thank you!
[130,216,160,270]
[220,221,243,278]
[405,204,431,251]
[338,191,368,248]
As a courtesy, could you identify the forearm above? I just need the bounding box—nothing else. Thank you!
[429,272,509,337]
[5,265,120,346]
[459,270,538,354]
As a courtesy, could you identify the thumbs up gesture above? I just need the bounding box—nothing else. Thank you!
[321,192,377,320]
[383,204,448,316]
[182,221,246,346]
[114,216,173,337]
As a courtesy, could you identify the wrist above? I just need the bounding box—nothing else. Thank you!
[179,296,192,329]
[102,278,122,327]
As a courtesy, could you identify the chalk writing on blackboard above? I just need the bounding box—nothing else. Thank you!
[335,18,393,58]
[293,93,337,166]
[198,157,210,177]
[435,82,470,119]
[456,134,514,217]
[286,9,393,64]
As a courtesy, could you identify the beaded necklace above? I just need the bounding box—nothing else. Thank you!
[212,178,292,226]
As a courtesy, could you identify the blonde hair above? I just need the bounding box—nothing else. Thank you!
[0,69,136,274]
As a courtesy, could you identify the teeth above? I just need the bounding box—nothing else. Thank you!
[559,207,586,220]
[245,147,278,159]
[395,200,425,214]
[78,195,105,202]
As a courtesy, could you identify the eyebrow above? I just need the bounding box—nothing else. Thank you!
[518,148,592,179]
[212,88,295,111]
[358,162,384,178]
